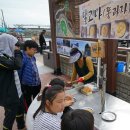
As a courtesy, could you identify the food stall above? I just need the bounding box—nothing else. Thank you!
[48,0,130,129]
[49,0,118,94]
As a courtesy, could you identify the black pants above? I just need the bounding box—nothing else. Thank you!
[40,44,46,54]
[3,96,25,130]
[22,84,41,108]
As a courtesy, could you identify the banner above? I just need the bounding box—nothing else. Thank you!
[55,0,77,38]
[79,0,130,39]
[56,38,105,58]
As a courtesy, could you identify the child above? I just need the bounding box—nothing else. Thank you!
[33,85,65,130]
[19,40,41,109]
[26,78,73,130]
[61,109,94,130]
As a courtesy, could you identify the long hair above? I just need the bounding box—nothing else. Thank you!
[33,85,64,119]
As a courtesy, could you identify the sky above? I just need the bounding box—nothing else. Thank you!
[0,0,50,27]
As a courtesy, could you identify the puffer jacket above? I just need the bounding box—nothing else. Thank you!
[19,52,40,86]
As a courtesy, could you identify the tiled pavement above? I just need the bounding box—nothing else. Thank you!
[0,53,70,130]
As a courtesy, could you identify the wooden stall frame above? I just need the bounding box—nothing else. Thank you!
[48,0,118,94]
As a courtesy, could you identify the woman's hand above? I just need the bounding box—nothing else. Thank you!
[66,81,72,87]
[66,80,78,86]
[77,77,84,82]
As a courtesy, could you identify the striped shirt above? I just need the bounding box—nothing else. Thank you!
[33,111,62,130]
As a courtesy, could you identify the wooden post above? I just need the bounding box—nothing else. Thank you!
[48,0,61,75]
[104,39,118,94]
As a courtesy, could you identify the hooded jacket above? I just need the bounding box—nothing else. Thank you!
[0,33,22,107]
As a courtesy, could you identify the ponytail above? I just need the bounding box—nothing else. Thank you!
[33,85,64,119]
[33,87,48,119]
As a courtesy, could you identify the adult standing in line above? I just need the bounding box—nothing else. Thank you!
[0,33,25,130]
[39,30,46,54]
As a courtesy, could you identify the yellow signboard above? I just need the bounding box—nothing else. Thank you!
[79,0,130,39]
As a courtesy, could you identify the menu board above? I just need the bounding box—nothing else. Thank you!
[79,0,130,39]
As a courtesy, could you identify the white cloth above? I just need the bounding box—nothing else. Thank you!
[14,70,22,98]
[26,95,41,130]
[0,33,18,56]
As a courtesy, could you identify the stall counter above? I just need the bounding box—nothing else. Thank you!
[43,49,54,68]
[67,88,130,130]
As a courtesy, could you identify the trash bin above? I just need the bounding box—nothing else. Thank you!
[116,61,126,72]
